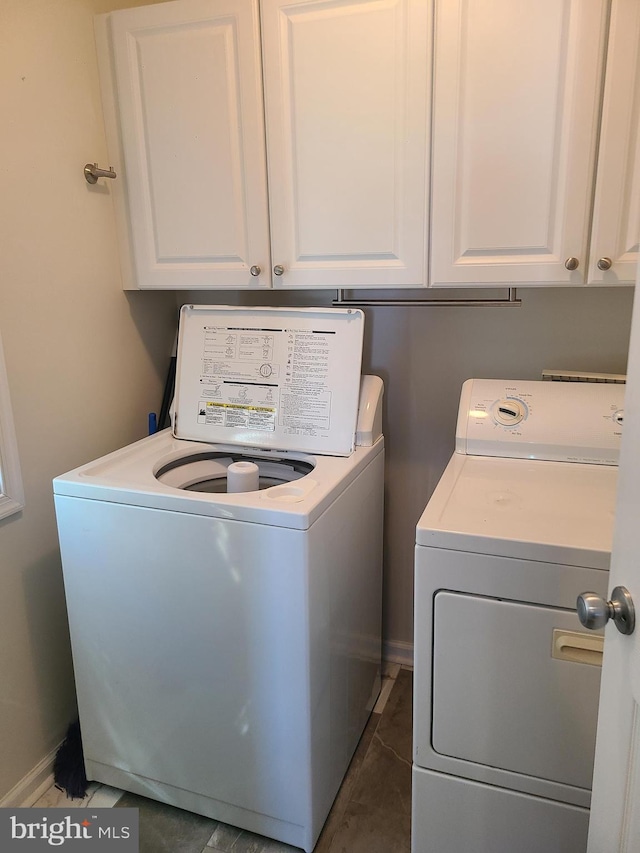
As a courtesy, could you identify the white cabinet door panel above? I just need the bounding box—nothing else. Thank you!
[430,0,608,286]
[588,0,640,286]
[108,0,271,289]
[261,0,430,288]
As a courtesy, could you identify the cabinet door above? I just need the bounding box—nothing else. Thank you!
[105,0,271,289]
[261,0,430,288]
[588,0,640,286]
[430,0,609,287]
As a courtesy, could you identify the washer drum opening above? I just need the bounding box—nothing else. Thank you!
[155,452,315,493]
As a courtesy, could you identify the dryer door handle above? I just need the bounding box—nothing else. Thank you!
[552,629,603,667]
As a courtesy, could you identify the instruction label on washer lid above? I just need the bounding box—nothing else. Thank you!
[174,306,364,455]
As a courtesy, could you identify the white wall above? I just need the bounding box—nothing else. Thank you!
[0,0,176,800]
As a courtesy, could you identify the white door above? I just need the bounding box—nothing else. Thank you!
[430,0,609,287]
[105,0,271,289]
[587,273,640,844]
[587,0,640,286]
[260,0,431,288]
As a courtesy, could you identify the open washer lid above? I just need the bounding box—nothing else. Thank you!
[173,305,365,456]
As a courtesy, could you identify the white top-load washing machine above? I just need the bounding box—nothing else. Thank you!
[412,378,624,853]
[54,305,384,853]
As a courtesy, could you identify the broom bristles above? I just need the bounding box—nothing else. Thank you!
[53,719,88,800]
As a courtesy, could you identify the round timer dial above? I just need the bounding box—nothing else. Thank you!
[492,398,527,426]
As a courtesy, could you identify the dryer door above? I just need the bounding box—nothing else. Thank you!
[432,592,603,790]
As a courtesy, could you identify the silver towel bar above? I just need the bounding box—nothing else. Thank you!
[333,287,521,308]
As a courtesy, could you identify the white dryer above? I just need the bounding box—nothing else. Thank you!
[412,378,624,853]
[54,305,384,853]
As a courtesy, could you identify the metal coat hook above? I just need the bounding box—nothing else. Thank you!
[84,163,117,184]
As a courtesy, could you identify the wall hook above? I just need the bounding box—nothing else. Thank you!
[84,163,117,184]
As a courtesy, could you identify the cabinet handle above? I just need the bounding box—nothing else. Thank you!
[249,265,261,276]
[597,257,612,271]
[273,265,285,276]
[565,257,579,271]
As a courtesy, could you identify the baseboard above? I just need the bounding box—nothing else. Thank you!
[383,639,414,668]
[0,742,61,808]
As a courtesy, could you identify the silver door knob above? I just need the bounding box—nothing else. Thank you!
[249,265,261,276]
[577,586,635,635]
[565,257,579,271]
[273,265,285,276]
[597,257,612,271]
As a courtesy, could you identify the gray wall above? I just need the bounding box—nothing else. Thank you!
[187,286,633,652]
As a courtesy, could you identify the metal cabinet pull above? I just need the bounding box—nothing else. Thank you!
[250,266,261,276]
[273,265,285,276]
[597,257,612,271]
[565,257,579,271]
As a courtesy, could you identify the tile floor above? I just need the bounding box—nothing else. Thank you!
[34,665,412,853]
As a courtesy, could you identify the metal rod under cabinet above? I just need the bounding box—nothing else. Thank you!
[332,287,521,307]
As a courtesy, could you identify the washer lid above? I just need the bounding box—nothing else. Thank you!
[173,305,364,456]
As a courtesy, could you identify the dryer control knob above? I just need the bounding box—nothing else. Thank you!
[492,398,526,426]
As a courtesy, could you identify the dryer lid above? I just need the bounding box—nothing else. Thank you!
[173,305,365,456]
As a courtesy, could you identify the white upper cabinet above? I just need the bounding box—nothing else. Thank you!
[101,0,271,289]
[98,0,431,290]
[430,0,639,287]
[261,0,430,288]
[588,0,640,285]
